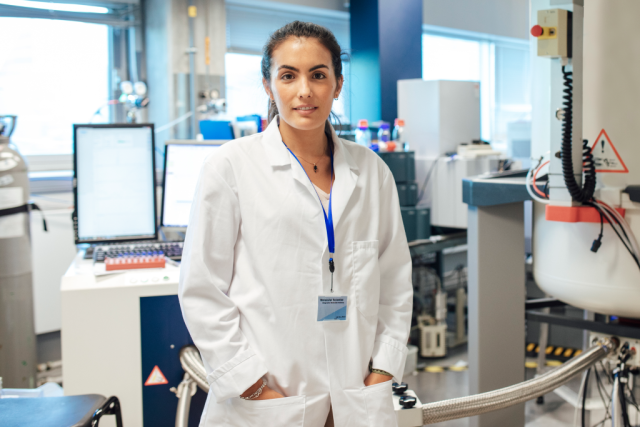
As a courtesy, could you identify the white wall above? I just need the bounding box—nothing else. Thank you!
[423,0,530,40]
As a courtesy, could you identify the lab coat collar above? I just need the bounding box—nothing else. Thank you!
[262,115,359,174]
[262,115,359,229]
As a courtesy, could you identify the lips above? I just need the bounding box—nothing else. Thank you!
[293,105,318,111]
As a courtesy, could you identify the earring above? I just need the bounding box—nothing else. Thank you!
[334,97,339,100]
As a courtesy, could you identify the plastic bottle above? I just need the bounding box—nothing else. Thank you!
[378,122,391,143]
[354,119,371,147]
[392,118,407,151]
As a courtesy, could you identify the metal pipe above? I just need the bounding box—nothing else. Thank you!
[178,341,616,426]
[179,346,209,392]
[175,373,198,427]
[187,0,197,138]
[421,339,616,425]
[611,370,623,427]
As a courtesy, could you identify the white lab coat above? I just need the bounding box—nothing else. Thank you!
[179,117,413,427]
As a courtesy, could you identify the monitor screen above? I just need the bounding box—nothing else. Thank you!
[161,143,221,227]
[74,124,157,243]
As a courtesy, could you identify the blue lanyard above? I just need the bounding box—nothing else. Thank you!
[283,141,336,291]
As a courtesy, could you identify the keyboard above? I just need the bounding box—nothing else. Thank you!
[87,241,184,262]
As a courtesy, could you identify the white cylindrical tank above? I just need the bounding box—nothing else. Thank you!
[533,0,640,318]
[0,117,37,387]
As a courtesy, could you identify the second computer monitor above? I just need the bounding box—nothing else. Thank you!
[161,141,225,228]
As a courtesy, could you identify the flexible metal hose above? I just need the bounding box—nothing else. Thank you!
[179,346,209,392]
[178,341,616,426]
[421,339,616,425]
[175,373,198,427]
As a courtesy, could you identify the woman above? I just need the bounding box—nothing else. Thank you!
[179,21,412,427]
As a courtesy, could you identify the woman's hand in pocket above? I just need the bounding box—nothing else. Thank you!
[241,378,285,401]
[364,372,392,387]
[254,386,285,400]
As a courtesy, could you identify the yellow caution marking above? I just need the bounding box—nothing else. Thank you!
[574,349,582,357]
[535,345,540,353]
[546,346,554,355]
[527,343,535,352]
[449,365,468,372]
[554,347,564,357]
[546,360,562,367]
[563,349,573,358]
[425,366,445,373]
[525,361,538,369]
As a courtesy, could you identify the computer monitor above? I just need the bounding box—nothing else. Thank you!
[160,141,225,228]
[73,124,158,244]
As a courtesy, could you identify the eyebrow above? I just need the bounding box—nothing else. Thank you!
[277,64,329,72]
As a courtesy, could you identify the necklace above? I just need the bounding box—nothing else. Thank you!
[295,153,322,173]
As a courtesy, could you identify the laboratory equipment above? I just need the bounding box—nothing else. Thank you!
[73,124,158,244]
[392,118,406,151]
[378,151,415,183]
[105,253,165,271]
[401,207,430,242]
[397,79,504,228]
[198,120,234,140]
[160,141,224,228]
[378,123,391,143]
[377,123,391,152]
[429,146,501,229]
[397,80,480,158]
[0,115,37,388]
[119,80,150,123]
[396,183,418,207]
[529,1,640,319]
[92,241,184,263]
[354,119,371,147]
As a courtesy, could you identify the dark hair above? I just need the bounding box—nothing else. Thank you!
[261,21,345,126]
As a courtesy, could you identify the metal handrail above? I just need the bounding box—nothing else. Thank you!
[174,339,617,426]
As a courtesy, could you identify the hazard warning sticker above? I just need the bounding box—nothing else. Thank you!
[144,365,169,386]
[589,129,629,173]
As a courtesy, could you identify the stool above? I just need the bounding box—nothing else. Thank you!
[0,394,122,427]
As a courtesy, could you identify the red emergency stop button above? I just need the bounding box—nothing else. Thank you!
[531,25,544,37]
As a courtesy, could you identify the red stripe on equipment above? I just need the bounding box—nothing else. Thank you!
[545,205,625,223]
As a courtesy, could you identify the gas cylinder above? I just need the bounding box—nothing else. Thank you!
[0,116,37,388]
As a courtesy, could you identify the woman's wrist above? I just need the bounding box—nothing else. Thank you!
[240,378,266,399]
[368,360,393,378]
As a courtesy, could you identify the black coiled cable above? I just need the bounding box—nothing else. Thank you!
[561,66,596,203]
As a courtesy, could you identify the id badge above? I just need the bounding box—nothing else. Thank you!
[317,296,348,322]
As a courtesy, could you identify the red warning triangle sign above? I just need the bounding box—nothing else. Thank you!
[589,129,629,173]
[144,365,169,386]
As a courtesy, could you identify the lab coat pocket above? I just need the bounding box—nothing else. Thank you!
[352,240,381,317]
[343,380,397,427]
[232,395,306,426]
[364,380,397,427]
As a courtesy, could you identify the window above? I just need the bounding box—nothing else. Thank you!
[224,53,268,120]
[422,30,531,153]
[0,18,109,155]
